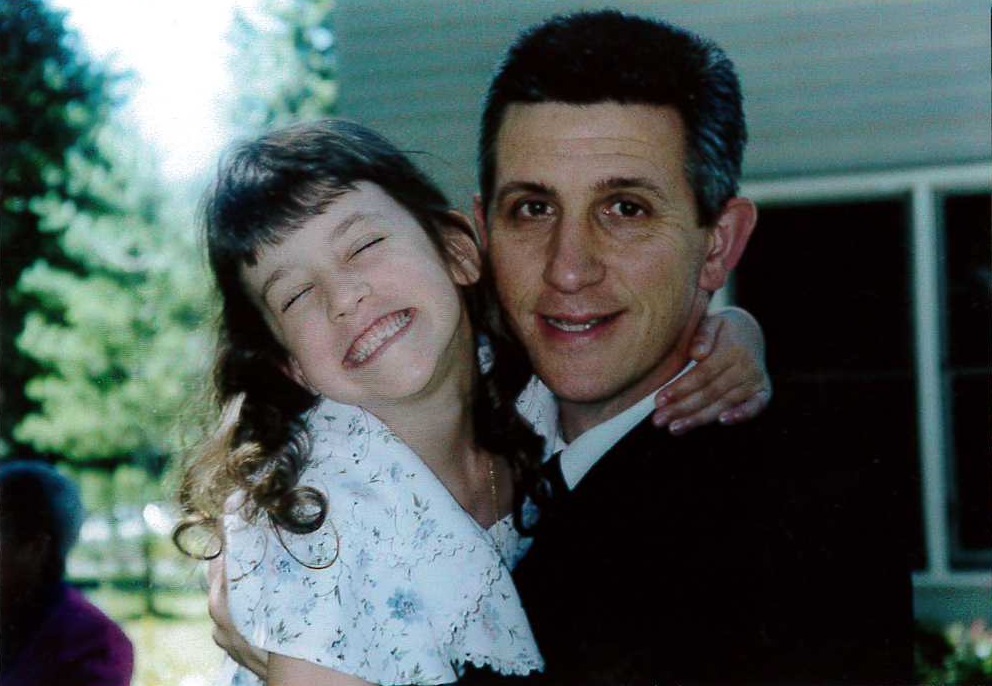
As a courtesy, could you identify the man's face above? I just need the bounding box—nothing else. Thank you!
[480,102,736,436]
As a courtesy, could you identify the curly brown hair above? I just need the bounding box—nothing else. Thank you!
[173,119,545,559]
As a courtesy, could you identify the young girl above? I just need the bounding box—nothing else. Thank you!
[175,119,769,686]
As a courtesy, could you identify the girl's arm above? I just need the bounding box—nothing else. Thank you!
[269,654,375,686]
[208,555,376,686]
[652,306,772,434]
[207,555,269,677]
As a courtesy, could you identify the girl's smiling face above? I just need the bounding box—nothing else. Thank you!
[240,181,481,410]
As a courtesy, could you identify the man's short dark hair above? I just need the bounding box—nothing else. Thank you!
[479,9,746,227]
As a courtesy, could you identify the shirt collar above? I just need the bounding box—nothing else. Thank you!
[554,361,697,489]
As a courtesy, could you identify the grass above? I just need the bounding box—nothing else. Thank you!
[84,585,224,686]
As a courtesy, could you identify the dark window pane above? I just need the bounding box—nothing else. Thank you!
[949,376,992,556]
[943,192,992,565]
[734,199,925,569]
[944,194,992,368]
[735,200,913,375]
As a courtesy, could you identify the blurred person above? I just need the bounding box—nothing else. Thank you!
[0,460,134,686]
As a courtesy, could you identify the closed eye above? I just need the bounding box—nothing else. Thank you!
[281,285,313,312]
[352,236,386,258]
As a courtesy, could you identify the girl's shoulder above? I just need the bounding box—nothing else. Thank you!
[223,396,544,683]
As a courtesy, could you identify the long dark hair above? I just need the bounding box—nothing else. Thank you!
[174,119,543,556]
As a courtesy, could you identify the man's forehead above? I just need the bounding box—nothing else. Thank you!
[494,102,689,187]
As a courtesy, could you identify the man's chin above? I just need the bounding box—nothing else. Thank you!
[536,367,623,407]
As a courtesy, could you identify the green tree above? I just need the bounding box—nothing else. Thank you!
[228,0,337,136]
[5,1,215,613]
[15,123,212,476]
[14,122,213,613]
[0,0,116,459]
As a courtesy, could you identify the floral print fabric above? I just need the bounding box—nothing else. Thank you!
[222,395,545,685]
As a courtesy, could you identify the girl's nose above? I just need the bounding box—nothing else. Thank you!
[329,278,372,320]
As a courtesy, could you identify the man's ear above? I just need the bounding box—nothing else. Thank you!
[442,210,482,286]
[472,195,489,250]
[698,197,757,292]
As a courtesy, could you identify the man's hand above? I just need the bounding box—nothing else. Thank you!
[207,554,269,678]
[652,306,771,434]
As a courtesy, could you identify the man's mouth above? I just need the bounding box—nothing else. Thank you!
[543,313,617,333]
[344,309,414,367]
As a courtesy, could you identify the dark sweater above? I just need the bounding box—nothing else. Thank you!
[467,400,914,685]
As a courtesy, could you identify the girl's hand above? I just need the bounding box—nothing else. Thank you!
[652,306,771,435]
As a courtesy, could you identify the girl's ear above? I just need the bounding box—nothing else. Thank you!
[281,357,314,392]
[441,211,482,286]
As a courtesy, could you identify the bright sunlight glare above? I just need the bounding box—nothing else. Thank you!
[51,0,247,182]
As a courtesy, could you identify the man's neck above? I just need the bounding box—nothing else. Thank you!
[558,351,691,443]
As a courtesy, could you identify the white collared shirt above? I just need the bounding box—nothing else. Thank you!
[523,362,696,489]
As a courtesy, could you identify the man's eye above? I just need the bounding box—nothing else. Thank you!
[605,200,648,218]
[516,200,554,219]
[281,286,312,313]
[352,236,385,258]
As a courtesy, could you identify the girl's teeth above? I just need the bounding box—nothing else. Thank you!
[348,310,412,364]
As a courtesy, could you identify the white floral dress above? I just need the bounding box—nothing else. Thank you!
[222,389,552,685]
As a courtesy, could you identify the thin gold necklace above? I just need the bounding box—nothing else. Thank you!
[487,453,500,523]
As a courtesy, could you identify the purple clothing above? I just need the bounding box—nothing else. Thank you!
[1,584,134,686]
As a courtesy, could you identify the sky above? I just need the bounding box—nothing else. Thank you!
[52,0,244,181]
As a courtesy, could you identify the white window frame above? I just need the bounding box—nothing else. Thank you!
[737,162,991,596]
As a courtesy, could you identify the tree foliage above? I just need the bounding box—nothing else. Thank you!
[4,0,338,476]
[228,0,337,136]
[14,125,213,472]
[0,0,116,458]
[3,0,212,476]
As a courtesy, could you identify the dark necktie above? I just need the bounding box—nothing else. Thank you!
[541,450,568,501]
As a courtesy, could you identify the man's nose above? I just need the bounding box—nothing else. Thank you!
[542,217,606,292]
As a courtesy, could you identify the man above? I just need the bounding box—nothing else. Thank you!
[466,10,914,684]
[0,460,135,686]
[210,9,913,683]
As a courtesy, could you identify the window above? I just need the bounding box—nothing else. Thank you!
[733,198,925,568]
[737,166,991,586]
[943,193,992,568]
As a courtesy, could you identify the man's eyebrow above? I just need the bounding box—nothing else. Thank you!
[258,211,368,306]
[595,176,670,200]
[494,181,555,206]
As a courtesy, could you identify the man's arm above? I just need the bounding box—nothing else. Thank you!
[207,554,269,678]
[652,306,771,433]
